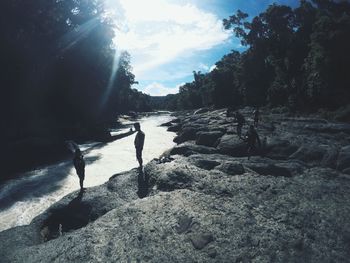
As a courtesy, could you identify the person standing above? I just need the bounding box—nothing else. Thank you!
[235,111,245,139]
[73,148,86,191]
[253,107,260,127]
[245,125,261,160]
[134,122,145,168]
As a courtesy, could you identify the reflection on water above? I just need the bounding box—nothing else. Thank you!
[0,113,175,232]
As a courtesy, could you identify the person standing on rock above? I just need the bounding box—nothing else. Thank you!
[253,107,260,127]
[235,111,245,139]
[245,125,261,160]
[73,148,86,191]
[134,122,145,168]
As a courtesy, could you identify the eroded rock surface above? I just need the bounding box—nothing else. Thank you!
[1,108,350,262]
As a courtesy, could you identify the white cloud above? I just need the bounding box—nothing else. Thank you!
[198,63,210,72]
[105,0,230,79]
[142,82,182,96]
[209,64,217,72]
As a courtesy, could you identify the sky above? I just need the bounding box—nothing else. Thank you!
[105,0,299,96]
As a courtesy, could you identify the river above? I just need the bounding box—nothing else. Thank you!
[0,113,175,232]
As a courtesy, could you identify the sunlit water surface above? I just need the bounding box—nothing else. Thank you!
[0,113,175,232]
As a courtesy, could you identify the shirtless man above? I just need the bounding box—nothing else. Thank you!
[73,148,86,191]
[134,123,145,168]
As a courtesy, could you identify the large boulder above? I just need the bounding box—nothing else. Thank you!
[173,127,198,144]
[167,124,182,132]
[195,131,224,147]
[264,138,298,160]
[216,135,247,157]
[170,142,218,156]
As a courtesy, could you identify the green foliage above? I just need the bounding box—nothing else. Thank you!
[165,0,350,113]
[0,0,151,142]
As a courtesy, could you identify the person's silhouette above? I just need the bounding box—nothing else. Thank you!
[245,125,261,160]
[235,111,245,139]
[134,122,145,168]
[73,148,86,191]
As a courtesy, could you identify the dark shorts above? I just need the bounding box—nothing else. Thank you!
[136,148,143,160]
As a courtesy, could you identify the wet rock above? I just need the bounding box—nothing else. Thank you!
[196,131,224,147]
[190,233,214,250]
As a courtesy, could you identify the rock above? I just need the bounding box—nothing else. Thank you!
[190,233,214,250]
[216,135,247,157]
[170,142,218,156]
[217,162,245,175]
[289,144,336,167]
[337,145,350,171]
[242,157,306,177]
[265,138,298,160]
[207,247,217,258]
[195,131,224,147]
[156,169,193,191]
[305,123,350,134]
[342,168,350,175]
[193,159,221,170]
[173,127,199,144]
[167,124,181,132]
[194,108,210,115]
[2,109,350,263]
[160,121,173,127]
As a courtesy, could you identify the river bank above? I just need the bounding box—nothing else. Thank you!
[0,113,175,232]
[1,108,350,262]
[1,112,152,181]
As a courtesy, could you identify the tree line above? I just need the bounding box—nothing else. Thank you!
[0,0,151,176]
[0,0,151,144]
[158,0,350,114]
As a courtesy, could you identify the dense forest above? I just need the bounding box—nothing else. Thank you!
[159,0,350,116]
[0,0,151,176]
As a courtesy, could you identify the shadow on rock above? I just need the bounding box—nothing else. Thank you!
[41,191,92,241]
[137,169,149,199]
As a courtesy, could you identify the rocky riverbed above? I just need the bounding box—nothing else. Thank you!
[1,108,350,262]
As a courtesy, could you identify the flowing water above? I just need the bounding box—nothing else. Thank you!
[0,113,176,232]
